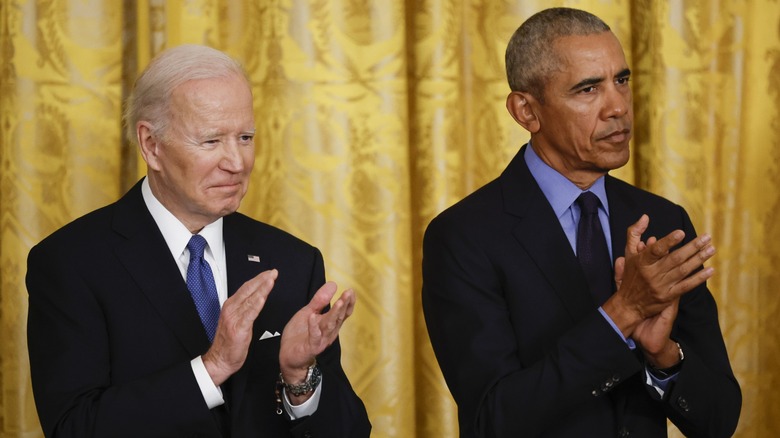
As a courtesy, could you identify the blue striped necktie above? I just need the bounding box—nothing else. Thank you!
[186,235,221,343]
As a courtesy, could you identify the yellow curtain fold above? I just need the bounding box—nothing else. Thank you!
[631,1,780,435]
[2,1,778,437]
[236,1,418,434]
[1,1,125,436]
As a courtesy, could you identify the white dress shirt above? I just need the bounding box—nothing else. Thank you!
[140,178,321,418]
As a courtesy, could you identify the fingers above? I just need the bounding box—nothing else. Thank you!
[217,269,277,342]
[642,229,713,279]
[614,257,625,290]
[307,281,338,313]
[235,269,278,302]
[671,264,715,296]
[654,233,714,279]
[230,269,277,322]
[340,289,356,318]
[310,288,356,349]
[320,288,356,331]
[625,214,650,256]
[638,232,715,303]
[204,269,277,385]
[645,229,685,259]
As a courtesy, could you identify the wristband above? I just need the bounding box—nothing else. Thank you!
[648,342,684,379]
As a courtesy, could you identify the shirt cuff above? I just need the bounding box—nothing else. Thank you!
[598,306,636,350]
[283,376,322,419]
[645,367,676,398]
[597,308,678,398]
[191,356,224,409]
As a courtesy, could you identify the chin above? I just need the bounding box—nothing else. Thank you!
[601,149,630,171]
[209,198,242,217]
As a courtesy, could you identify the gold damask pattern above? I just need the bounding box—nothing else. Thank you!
[630,2,780,435]
[1,1,778,437]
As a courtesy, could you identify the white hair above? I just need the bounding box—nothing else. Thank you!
[123,45,249,145]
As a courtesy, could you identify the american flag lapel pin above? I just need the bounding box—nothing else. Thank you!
[247,255,260,263]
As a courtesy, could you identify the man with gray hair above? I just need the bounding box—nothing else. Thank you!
[423,7,740,437]
[27,45,370,437]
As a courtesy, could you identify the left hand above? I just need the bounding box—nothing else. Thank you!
[614,233,684,368]
[279,282,356,401]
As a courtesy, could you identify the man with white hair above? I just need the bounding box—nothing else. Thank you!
[27,45,370,437]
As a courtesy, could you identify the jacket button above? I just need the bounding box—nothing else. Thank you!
[677,396,690,412]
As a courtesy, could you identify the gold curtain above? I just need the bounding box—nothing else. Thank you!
[1,1,777,437]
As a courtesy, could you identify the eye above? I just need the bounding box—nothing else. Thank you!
[580,85,597,94]
[616,76,630,85]
[239,134,254,142]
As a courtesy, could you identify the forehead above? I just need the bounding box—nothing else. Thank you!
[168,74,254,131]
[549,32,628,86]
[172,74,252,109]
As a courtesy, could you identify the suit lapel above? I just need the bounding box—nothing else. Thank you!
[223,216,272,298]
[222,215,274,415]
[605,175,643,260]
[111,181,211,358]
[502,146,595,322]
[604,176,647,418]
[110,183,282,421]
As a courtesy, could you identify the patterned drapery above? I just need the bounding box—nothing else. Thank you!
[1,1,777,436]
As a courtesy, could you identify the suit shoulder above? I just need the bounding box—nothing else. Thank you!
[227,212,318,252]
[31,203,116,252]
[425,179,503,237]
[607,176,695,233]
[608,176,684,210]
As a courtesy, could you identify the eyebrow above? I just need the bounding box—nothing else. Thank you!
[199,128,257,138]
[569,68,632,92]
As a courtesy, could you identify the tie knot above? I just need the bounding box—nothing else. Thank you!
[577,191,601,215]
[187,234,208,258]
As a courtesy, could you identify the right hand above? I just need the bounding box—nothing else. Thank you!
[202,269,277,386]
[604,214,715,338]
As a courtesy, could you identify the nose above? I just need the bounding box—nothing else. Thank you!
[602,84,631,119]
[220,140,245,173]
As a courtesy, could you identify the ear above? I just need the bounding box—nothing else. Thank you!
[506,91,541,134]
[137,121,162,171]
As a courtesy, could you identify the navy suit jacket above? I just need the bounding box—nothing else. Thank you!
[422,146,741,437]
[27,180,370,437]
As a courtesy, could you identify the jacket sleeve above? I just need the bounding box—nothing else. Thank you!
[26,240,220,438]
[288,249,372,438]
[422,214,646,437]
[655,206,742,437]
[422,203,741,437]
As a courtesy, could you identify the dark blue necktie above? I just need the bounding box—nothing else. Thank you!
[186,235,220,343]
[576,192,613,305]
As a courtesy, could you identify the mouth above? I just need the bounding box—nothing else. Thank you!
[210,182,244,191]
[598,128,632,144]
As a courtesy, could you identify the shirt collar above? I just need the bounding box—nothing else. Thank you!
[141,177,224,259]
[524,143,610,216]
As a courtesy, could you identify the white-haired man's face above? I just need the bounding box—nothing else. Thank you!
[141,73,256,232]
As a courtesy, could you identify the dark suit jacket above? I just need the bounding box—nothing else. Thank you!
[422,146,741,437]
[27,180,370,438]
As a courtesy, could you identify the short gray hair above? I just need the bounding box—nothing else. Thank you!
[123,44,249,145]
[505,8,610,101]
